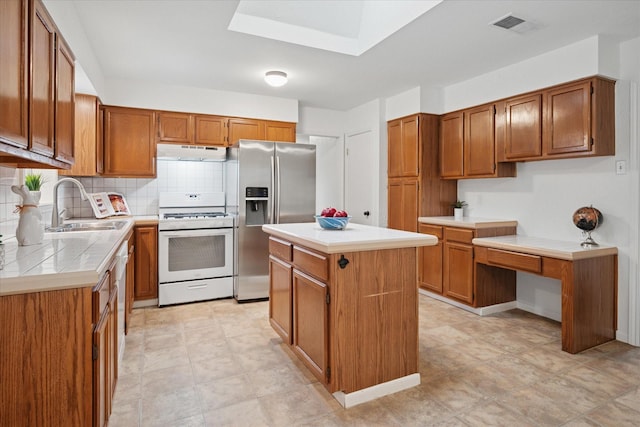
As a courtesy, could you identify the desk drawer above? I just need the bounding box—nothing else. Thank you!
[444,227,474,244]
[269,237,292,262]
[487,248,542,273]
[293,246,328,282]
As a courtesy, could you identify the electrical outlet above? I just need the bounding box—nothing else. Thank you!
[616,160,627,175]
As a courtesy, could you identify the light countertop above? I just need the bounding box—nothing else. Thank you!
[262,222,437,254]
[0,216,158,296]
[418,216,518,229]
[473,235,618,260]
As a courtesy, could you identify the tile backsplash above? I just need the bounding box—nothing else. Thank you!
[58,160,225,219]
[0,160,224,231]
[0,166,20,223]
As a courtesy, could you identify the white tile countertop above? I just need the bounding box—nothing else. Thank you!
[473,235,618,261]
[418,216,518,229]
[262,222,437,254]
[0,216,157,296]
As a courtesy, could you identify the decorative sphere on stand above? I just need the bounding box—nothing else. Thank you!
[572,206,603,247]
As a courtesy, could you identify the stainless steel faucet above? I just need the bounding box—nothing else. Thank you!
[51,178,89,228]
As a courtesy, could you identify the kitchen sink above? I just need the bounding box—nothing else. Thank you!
[46,220,128,233]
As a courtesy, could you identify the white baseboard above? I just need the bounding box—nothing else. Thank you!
[516,301,561,322]
[133,298,158,308]
[418,289,516,316]
[332,373,420,408]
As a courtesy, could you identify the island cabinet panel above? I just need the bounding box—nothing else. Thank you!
[331,248,418,393]
[292,270,329,384]
[103,106,156,177]
[0,287,93,427]
[269,255,293,344]
[267,234,420,400]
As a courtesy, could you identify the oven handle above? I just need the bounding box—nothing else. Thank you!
[159,229,232,238]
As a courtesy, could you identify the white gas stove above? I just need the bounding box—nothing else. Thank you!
[157,192,235,306]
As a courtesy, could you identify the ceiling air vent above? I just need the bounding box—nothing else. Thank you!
[492,14,525,30]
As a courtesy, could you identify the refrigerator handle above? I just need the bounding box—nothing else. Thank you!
[270,155,275,224]
[275,155,282,223]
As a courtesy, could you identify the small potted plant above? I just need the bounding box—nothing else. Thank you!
[24,172,45,205]
[452,200,467,220]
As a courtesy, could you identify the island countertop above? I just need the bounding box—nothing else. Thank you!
[262,222,437,254]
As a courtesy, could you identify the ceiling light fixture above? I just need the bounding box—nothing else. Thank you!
[264,70,288,87]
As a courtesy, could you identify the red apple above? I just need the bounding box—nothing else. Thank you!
[321,207,336,217]
[334,210,348,217]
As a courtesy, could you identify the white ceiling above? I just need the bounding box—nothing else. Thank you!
[60,0,639,111]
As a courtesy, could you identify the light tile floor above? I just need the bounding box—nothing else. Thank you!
[110,294,640,427]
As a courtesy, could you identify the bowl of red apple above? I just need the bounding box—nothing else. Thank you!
[315,207,351,230]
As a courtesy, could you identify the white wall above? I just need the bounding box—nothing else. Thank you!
[104,78,298,122]
[385,87,421,121]
[447,35,638,343]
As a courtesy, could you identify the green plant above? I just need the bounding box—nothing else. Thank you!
[24,173,45,191]
[452,200,468,208]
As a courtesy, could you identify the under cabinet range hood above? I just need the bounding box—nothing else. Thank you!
[157,143,227,161]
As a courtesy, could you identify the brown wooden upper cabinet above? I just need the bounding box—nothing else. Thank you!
[440,112,464,179]
[265,120,296,143]
[0,0,75,169]
[54,34,75,164]
[440,106,515,179]
[498,76,615,162]
[60,94,102,176]
[388,115,419,178]
[103,106,156,177]
[228,117,265,145]
[157,112,228,146]
[157,113,296,147]
[503,94,543,160]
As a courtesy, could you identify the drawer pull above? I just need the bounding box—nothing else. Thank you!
[187,284,208,290]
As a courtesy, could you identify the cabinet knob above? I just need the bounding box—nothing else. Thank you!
[363,211,370,217]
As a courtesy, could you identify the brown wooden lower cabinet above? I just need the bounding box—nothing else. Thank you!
[419,222,517,307]
[267,236,418,395]
[0,260,120,426]
[134,224,158,301]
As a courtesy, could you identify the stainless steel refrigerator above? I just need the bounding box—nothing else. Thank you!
[226,140,316,302]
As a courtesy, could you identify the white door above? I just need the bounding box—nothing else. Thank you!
[308,136,344,212]
[344,130,376,226]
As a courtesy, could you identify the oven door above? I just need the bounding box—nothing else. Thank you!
[158,227,233,283]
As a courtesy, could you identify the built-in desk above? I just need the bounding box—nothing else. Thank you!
[473,235,618,354]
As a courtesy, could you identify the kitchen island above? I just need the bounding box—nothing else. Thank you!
[262,222,437,408]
